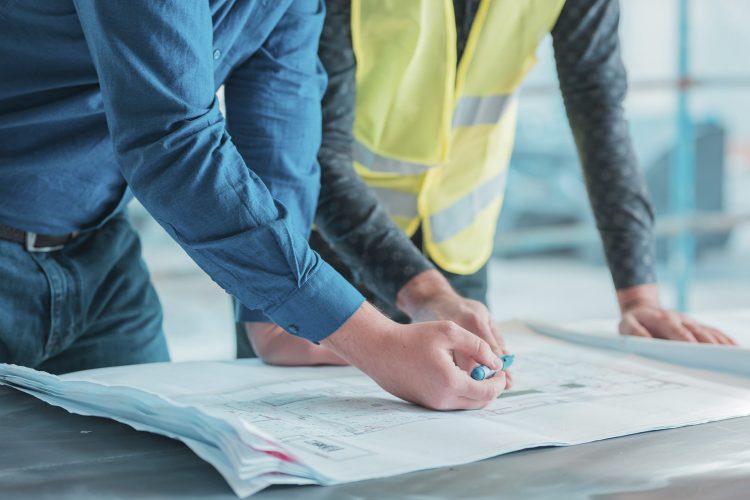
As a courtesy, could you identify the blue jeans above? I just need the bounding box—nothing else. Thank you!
[0,215,169,374]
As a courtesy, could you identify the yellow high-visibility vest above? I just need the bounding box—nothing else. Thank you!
[351,0,565,274]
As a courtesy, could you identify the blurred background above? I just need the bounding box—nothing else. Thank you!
[130,0,750,361]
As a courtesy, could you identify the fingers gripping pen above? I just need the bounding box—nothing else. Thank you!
[470,354,515,381]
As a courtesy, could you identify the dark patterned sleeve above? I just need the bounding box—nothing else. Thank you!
[313,0,433,306]
[552,0,658,289]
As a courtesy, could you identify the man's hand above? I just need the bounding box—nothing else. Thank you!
[617,284,737,345]
[322,302,509,410]
[246,322,348,366]
[396,270,506,356]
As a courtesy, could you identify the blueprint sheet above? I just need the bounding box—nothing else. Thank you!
[2,323,750,497]
[530,310,750,377]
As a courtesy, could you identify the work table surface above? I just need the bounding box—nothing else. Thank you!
[2,384,750,499]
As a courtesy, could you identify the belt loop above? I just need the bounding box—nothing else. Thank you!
[25,232,65,253]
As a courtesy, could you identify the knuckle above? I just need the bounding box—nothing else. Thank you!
[466,300,482,313]
[441,321,460,339]
[465,311,483,328]
[440,320,456,332]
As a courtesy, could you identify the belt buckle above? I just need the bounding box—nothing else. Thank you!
[25,232,64,253]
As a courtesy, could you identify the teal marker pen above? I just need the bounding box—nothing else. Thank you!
[470,354,514,381]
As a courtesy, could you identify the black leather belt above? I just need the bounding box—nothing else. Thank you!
[0,223,78,252]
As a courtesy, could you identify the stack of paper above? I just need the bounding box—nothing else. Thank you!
[2,323,750,498]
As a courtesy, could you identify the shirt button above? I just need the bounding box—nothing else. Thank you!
[213,49,222,60]
[287,324,299,335]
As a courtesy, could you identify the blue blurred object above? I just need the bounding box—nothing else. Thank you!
[470,354,515,381]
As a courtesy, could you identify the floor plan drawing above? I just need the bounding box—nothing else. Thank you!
[482,353,687,416]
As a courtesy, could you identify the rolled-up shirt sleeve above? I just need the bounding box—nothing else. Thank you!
[73,0,363,342]
[225,1,329,325]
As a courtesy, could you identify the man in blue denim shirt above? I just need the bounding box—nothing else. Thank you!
[0,0,507,410]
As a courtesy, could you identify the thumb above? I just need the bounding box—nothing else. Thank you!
[619,315,651,338]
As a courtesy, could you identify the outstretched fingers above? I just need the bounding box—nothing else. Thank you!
[683,321,719,344]
[709,327,738,346]
[683,320,738,345]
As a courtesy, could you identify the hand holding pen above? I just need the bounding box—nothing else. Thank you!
[471,354,515,381]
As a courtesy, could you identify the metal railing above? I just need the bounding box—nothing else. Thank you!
[506,0,750,310]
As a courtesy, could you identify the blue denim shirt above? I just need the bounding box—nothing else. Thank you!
[0,0,364,342]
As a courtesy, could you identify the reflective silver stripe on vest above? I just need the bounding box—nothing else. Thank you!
[429,171,507,243]
[352,140,432,175]
[369,186,418,219]
[355,94,513,174]
[452,94,514,128]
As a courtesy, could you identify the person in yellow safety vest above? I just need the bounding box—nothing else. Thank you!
[238,0,736,365]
